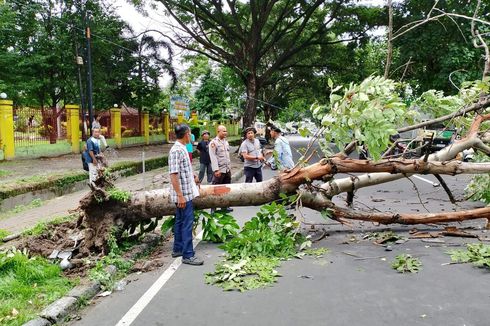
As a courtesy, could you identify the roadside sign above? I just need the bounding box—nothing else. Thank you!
[169,96,190,119]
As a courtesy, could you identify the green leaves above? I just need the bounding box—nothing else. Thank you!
[311,76,490,161]
[160,210,239,243]
[312,76,415,160]
[160,216,175,235]
[197,210,240,243]
[220,202,302,261]
[206,201,305,291]
[107,187,131,203]
[391,254,422,273]
[448,243,490,269]
[205,257,280,292]
[465,154,490,205]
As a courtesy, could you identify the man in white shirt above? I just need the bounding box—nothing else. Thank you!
[268,125,294,170]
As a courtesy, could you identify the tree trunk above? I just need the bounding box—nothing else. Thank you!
[243,74,259,128]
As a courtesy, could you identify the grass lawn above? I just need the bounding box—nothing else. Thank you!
[0,247,75,325]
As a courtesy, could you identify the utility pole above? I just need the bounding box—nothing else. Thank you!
[75,43,86,140]
[85,10,94,135]
[74,0,87,140]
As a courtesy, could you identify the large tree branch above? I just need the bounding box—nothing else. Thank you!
[82,154,490,223]
[323,133,489,197]
[158,1,237,64]
[398,96,490,133]
[300,191,490,225]
[470,0,490,79]
[393,10,490,41]
[383,0,393,78]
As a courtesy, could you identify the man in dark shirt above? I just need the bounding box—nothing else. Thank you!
[196,130,213,183]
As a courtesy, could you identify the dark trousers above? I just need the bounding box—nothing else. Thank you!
[173,200,194,259]
[244,166,263,183]
[211,171,231,212]
[199,163,213,183]
[212,170,231,185]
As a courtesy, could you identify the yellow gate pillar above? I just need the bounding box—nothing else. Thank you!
[163,110,170,142]
[177,112,184,124]
[65,104,80,153]
[190,111,198,125]
[143,112,150,145]
[66,108,71,141]
[110,107,122,149]
[0,99,15,159]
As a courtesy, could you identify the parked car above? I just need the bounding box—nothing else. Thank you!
[411,123,457,156]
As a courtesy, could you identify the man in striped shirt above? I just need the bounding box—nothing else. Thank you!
[169,124,203,266]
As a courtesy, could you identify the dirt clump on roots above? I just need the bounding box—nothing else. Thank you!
[21,221,79,257]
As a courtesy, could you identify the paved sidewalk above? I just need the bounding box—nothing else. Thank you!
[0,144,174,183]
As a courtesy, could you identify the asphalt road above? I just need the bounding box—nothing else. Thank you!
[72,136,489,326]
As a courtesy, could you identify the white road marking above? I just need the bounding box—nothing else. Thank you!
[413,175,440,187]
[115,230,204,326]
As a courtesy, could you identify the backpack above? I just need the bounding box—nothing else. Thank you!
[81,153,89,171]
[81,142,89,171]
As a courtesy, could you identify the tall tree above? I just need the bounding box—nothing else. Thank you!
[130,34,176,113]
[152,0,382,128]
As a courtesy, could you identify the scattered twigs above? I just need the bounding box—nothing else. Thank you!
[354,256,386,261]
[405,176,430,213]
[433,174,457,204]
[311,230,328,243]
[342,251,361,258]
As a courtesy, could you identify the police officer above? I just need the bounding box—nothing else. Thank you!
[209,125,233,212]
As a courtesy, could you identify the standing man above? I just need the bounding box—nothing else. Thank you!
[83,127,102,185]
[92,114,108,148]
[268,125,295,170]
[197,130,213,183]
[169,123,203,266]
[240,126,265,183]
[209,125,233,212]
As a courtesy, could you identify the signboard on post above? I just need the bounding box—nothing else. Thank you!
[169,96,190,119]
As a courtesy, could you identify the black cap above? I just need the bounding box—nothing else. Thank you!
[243,126,257,135]
[270,125,281,133]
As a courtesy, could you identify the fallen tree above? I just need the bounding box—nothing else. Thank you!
[76,133,490,254]
[69,78,490,254]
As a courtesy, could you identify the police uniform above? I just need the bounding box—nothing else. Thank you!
[209,136,231,185]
